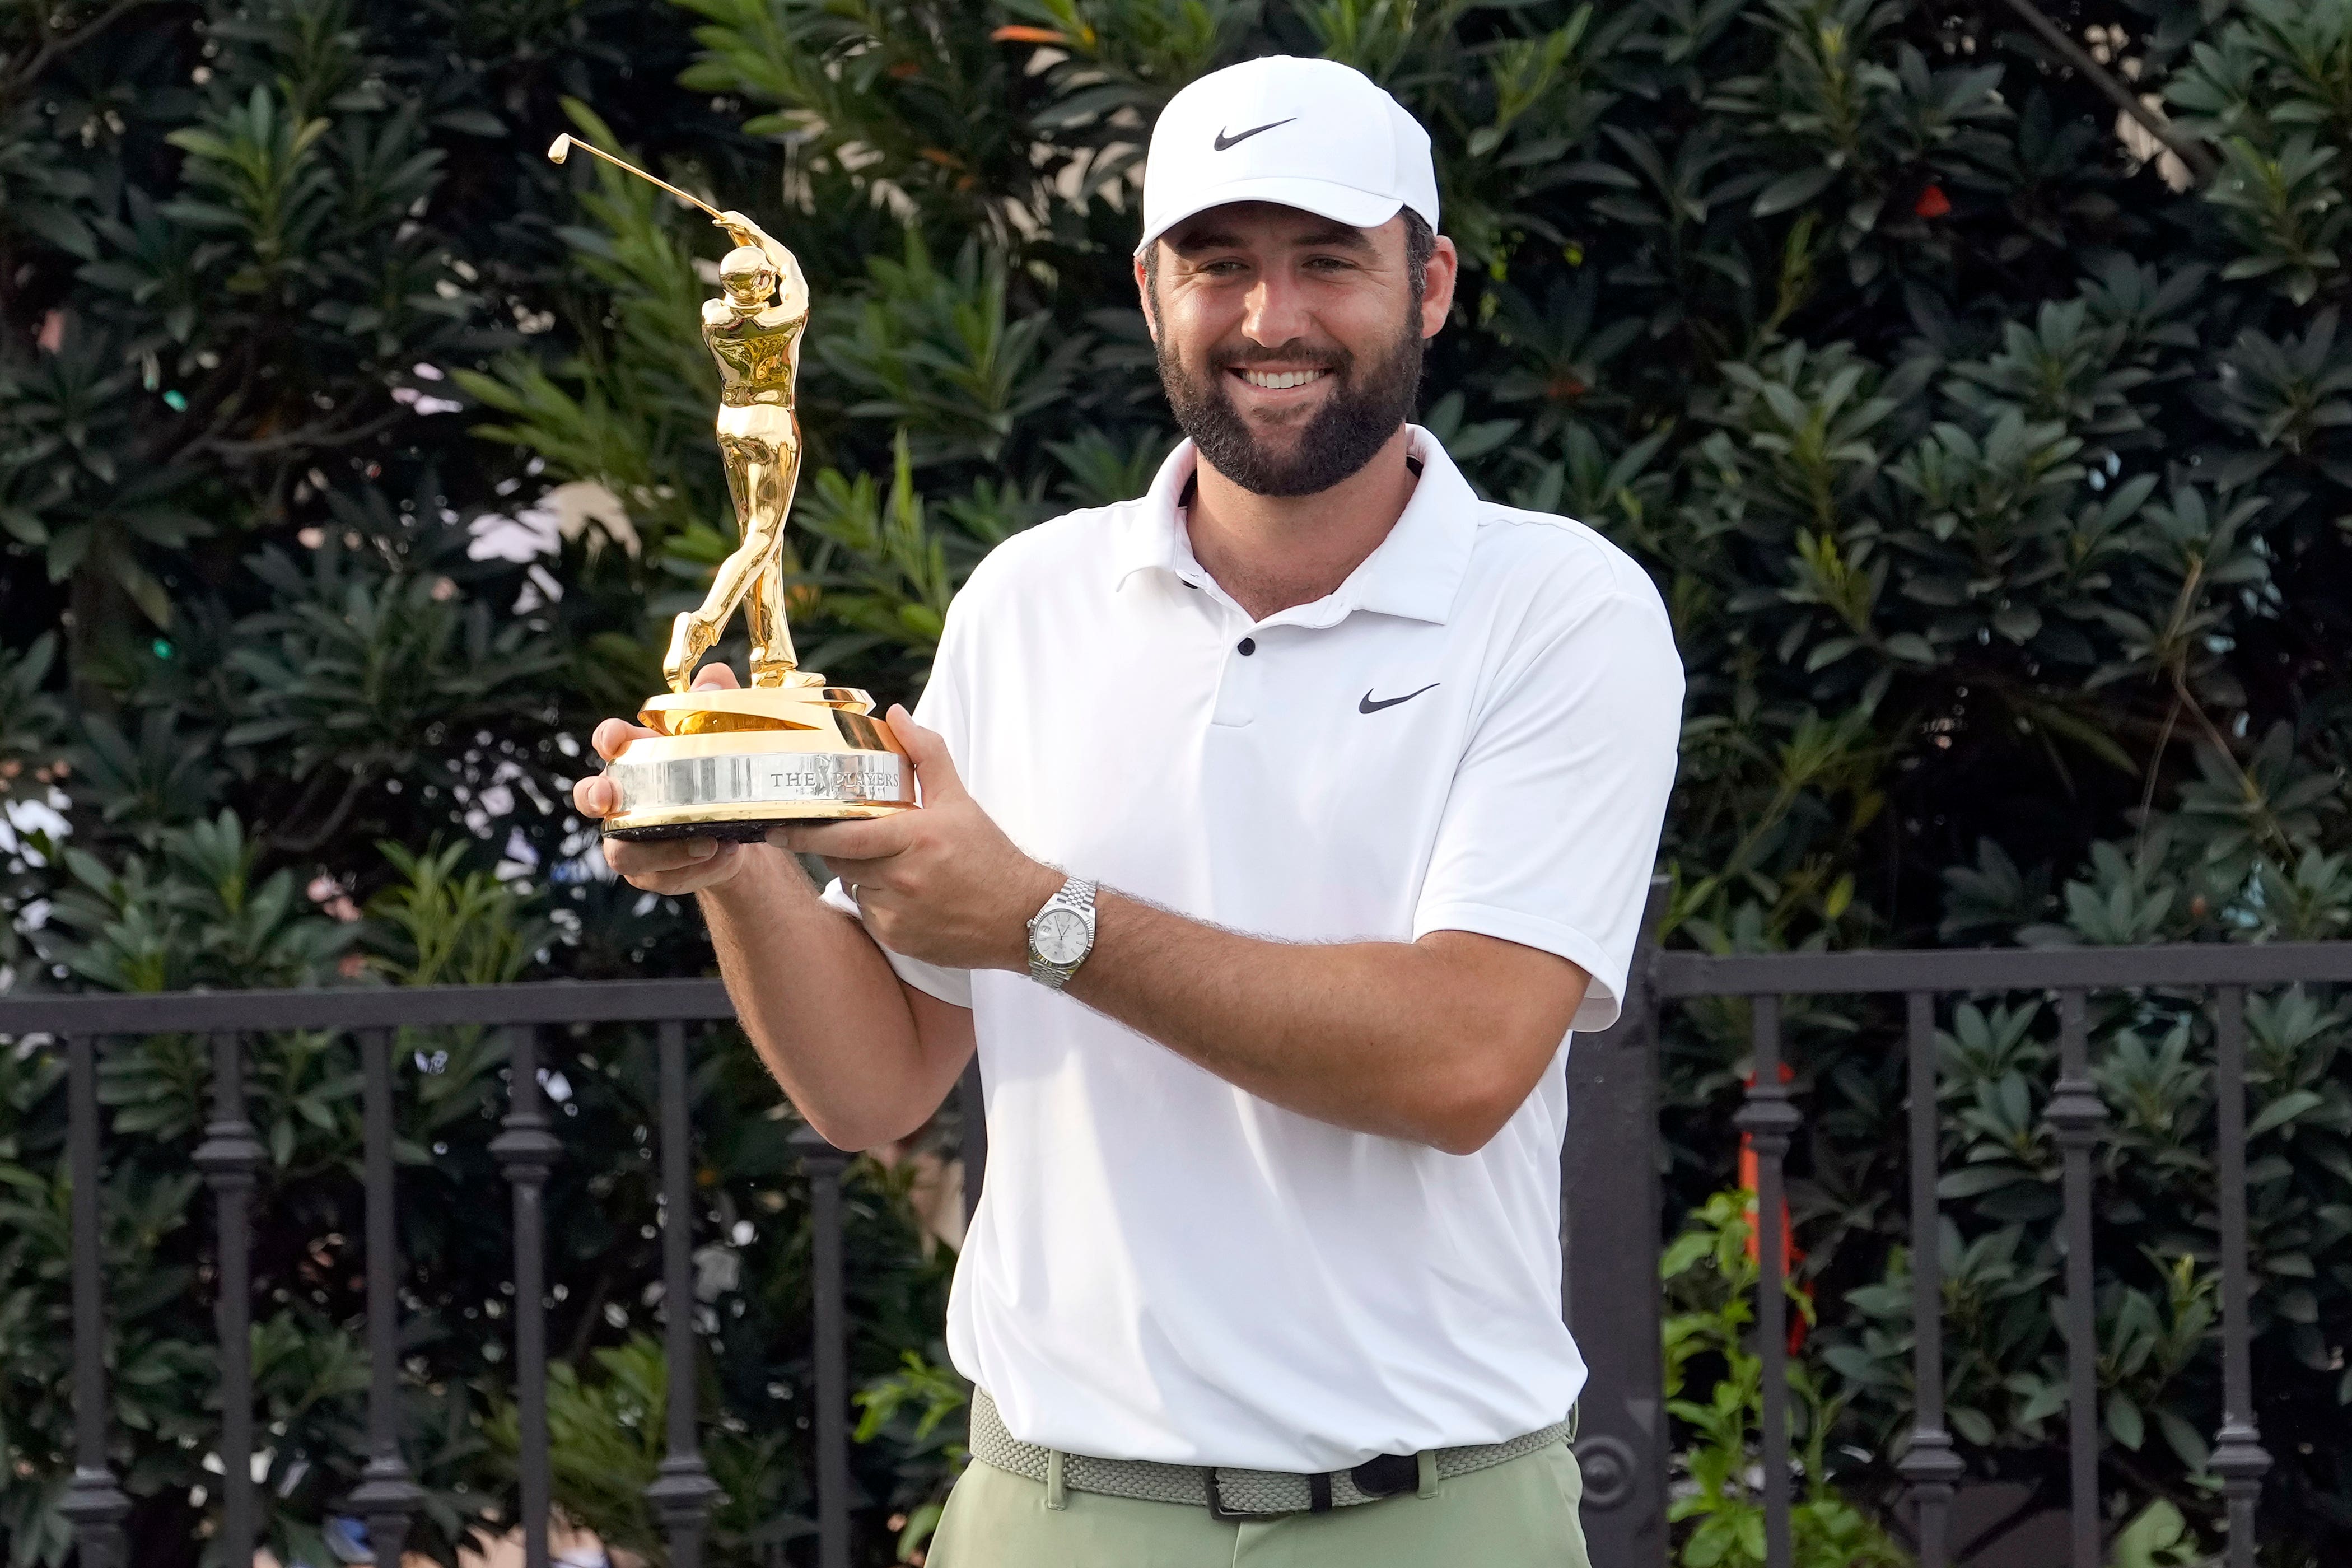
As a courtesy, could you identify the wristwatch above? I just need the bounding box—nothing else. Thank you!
[1025,876,1098,990]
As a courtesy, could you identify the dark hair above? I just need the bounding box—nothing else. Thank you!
[1144,208,1438,323]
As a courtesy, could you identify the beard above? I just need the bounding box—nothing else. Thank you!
[1155,308,1425,498]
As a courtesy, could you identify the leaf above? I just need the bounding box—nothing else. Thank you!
[17,204,99,260]
[2106,1390,2145,1450]
[2156,1410,2209,1472]
[2112,1500,2188,1566]
[2248,1089,2323,1138]
[1553,160,1641,190]
[1938,1164,2031,1198]
[1884,632,1937,664]
[433,109,507,137]
[1662,1229,1714,1279]
[1993,604,2042,643]
[1753,166,1837,217]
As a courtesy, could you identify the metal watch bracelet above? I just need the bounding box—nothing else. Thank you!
[1025,876,1098,989]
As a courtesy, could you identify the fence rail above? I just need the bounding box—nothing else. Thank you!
[13,917,2349,1567]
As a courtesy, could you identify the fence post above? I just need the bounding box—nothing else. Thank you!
[648,1020,724,1566]
[491,1026,562,1568]
[793,1124,852,1568]
[1896,992,1966,1567]
[193,1033,265,1562]
[2208,987,2271,1568]
[1734,993,1799,1568]
[349,1030,423,1561]
[2045,988,2107,1568]
[59,1034,132,1567]
[1562,875,1671,1568]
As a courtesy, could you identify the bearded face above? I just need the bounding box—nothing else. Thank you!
[1153,300,1425,498]
[1145,207,1431,498]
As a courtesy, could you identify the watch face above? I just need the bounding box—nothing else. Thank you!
[1033,907,1089,967]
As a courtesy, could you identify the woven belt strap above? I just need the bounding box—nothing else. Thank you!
[968,1388,1573,1516]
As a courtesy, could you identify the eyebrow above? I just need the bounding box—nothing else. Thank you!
[1170,228,1245,255]
[1169,222,1378,256]
[1290,223,1376,251]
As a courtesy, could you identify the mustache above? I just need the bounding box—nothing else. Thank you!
[1208,342,1352,372]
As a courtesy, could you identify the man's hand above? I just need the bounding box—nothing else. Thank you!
[572,668,978,1153]
[713,208,762,249]
[572,664,752,897]
[772,710,1060,971]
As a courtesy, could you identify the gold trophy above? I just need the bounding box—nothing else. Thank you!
[549,135,916,839]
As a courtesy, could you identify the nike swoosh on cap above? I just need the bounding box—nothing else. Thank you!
[1213,118,1295,151]
[1359,683,1439,714]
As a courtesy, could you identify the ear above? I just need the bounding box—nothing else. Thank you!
[1420,235,1459,342]
[1133,252,1159,343]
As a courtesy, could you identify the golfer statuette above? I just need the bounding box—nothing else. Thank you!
[548,134,916,839]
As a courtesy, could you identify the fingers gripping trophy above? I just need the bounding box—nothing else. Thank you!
[548,135,916,839]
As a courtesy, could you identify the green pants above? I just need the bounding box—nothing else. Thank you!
[926,1439,1592,1568]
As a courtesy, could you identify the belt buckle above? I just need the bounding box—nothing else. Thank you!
[1203,1467,1252,1522]
[1350,1452,1419,1500]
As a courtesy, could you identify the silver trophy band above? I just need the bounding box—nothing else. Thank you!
[609,750,905,810]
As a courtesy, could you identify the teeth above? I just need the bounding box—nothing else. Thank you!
[1239,368,1328,389]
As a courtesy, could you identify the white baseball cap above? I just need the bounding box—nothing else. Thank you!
[1135,56,1440,259]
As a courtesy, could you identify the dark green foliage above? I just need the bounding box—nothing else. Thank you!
[1662,1189,1910,1568]
[8,0,2352,1563]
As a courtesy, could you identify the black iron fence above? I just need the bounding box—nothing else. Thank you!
[7,979,908,1568]
[1568,904,2352,1568]
[11,912,2348,1567]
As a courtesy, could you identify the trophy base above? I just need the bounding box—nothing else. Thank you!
[601,801,912,843]
[606,820,777,843]
[599,678,916,841]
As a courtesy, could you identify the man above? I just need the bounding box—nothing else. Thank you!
[575,54,1684,1568]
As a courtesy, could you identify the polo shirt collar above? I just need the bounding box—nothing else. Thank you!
[1109,424,1481,626]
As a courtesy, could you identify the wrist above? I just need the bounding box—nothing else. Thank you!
[1003,861,1066,969]
[697,841,781,914]
[1020,872,1100,989]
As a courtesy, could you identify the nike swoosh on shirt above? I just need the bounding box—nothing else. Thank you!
[1213,118,1295,151]
[1359,683,1440,715]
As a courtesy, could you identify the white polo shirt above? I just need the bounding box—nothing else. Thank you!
[822,426,1683,1472]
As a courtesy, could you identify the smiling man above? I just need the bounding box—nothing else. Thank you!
[575,55,1683,1567]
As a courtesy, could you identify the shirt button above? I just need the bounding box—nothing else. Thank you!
[1237,637,1257,656]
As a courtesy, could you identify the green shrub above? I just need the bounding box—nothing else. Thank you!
[1664,1189,1911,1568]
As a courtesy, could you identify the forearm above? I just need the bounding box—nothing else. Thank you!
[767,714,1584,1154]
[743,225,805,303]
[1062,893,1582,1155]
[701,845,965,1149]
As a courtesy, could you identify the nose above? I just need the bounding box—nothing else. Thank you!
[1240,267,1313,348]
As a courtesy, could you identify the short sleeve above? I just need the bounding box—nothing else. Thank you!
[819,878,974,1007]
[814,604,979,1011]
[1412,589,1683,1033]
